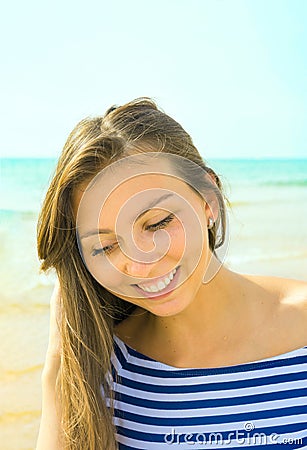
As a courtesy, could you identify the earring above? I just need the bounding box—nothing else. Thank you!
[208,217,214,229]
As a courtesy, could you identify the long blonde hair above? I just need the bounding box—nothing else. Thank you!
[37,97,228,449]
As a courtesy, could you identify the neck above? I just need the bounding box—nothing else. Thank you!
[144,261,249,351]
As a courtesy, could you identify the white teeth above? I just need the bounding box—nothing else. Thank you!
[144,286,153,292]
[138,268,177,293]
[157,281,166,290]
[150,285,159,292]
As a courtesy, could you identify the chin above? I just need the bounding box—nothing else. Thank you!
[143,295,191,318]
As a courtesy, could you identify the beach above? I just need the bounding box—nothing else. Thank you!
[0,157,306,449]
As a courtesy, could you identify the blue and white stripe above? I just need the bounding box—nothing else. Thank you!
[105,334,307,449]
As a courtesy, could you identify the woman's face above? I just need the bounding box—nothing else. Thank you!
[72,154,216,317]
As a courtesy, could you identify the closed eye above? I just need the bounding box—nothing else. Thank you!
[91,244,116,257]
[145,213,175,231]
[91,213,175,257]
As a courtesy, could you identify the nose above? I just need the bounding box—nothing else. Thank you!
[117,231,161,280]
[123,257,154,280]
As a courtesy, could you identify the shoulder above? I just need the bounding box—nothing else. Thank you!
[243,273,307,346]
[243,273,307,306]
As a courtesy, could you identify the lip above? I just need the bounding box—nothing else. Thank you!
[133,266,181,299]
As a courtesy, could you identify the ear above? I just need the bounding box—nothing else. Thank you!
[202,170,220,224]
[204,200,219,224]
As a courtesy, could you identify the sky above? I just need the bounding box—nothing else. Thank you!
[1,0,306,159]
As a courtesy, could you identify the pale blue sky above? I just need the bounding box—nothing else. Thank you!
[1,0,306,159]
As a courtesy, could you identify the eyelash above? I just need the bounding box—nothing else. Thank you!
[91,245,114,257]
[145,213,175,231]
[91,213,175,257]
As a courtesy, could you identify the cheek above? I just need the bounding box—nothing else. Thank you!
[166,223,185,262]
[84,255,124,288]
[172,213,208,275]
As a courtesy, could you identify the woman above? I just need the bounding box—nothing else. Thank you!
[36,98,307,449]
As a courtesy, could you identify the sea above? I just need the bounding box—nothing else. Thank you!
[0,157,307,449]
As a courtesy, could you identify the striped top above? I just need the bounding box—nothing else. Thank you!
[105,335,307,449]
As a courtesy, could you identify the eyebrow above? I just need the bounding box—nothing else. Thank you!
[80,193,175,240]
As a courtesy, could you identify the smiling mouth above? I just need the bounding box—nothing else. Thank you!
[132,266,181,298]
[138,267,178,292]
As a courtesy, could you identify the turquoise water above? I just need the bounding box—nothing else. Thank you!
[210,158,307,187]
[0,158,57,214]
